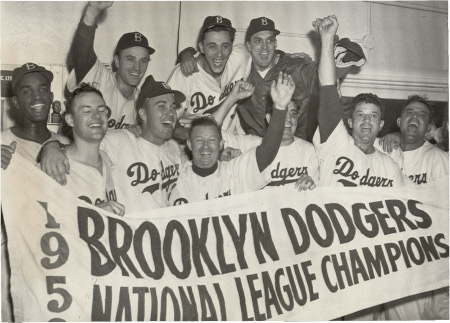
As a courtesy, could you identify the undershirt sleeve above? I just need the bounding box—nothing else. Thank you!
[318,85,343,144]
[256,108,287,172]
[71,20,98,84]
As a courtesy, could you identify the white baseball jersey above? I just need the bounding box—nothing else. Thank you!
[313,121,404,187]
[376,140,448,185]
[64,150,118,206]
[169,148,270,206]
[1,128,70,165]
[167,44,252,131]
[221,130,261,152]
[222,131,320,187]
[384,288,449,320]
[100,130,183,214]
[266,138,319,188]
[67,59,138,130]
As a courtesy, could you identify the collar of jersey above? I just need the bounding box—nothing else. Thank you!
[192,162,218,177]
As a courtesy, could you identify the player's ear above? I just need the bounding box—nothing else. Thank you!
[265,113,271,124]
[396,117,401,128]
[199,42,204,54]
[220,139,224,150]
[11,96,20,109]
[186,138,192,151]
[65,114,74,127]
[245,40,251,53]
[114,54,120,69]
[348,118,353,129]
[138,108,146,122]
[379,120,385,130]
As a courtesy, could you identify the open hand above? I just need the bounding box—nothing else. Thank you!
[378,132,401,154]
[294,174,316,191]
[270,72,295,111]
[40,142,70,185]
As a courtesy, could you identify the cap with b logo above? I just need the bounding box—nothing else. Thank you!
[136,75,186,110]
[115,32,155,55]
[200,15,236,35]
[12,63,54,94]
[246,17,280,40]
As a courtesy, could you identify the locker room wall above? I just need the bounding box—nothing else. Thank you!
[1,1,448,130]
[1,1,180,88]
[178,1,448,101]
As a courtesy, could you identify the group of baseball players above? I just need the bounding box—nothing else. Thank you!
[1,1,449,321]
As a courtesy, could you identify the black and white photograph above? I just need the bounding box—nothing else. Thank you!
[1,1,448,321]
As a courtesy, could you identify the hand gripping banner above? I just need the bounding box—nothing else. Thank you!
[1,154,448,321]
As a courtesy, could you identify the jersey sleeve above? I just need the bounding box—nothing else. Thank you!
[392,160,407,186]
[225,44,252,81]
[313,119,352,162]
[428,287,449,320]
[167,66,188,119]
[49,132,71,146]
[68,20,98,90]
[317,84,343,143]
[307,145,320,183]
[221,130,261,152]
[100,129,129,165]
[232,148,271,192]
[430,147,449,181]
[67,58,113,92]
[374,139,405,174]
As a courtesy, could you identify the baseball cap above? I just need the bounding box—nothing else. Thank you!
[246,17,280,40]
[115,32,155,55]
[12,63,54,94]
[335,38,366,68]
[200,16,236,35]
[136,75,185,110]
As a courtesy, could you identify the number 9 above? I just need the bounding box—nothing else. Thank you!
[41,232,69,269]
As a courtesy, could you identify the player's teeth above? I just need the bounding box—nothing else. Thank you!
[31,104,45,109]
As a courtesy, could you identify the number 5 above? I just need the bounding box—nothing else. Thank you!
[46,276,72,313]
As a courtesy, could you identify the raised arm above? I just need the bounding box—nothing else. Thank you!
[211,81,254,126]
[256,72,294,172]
[314,15,342,143]
[71,2,113,84]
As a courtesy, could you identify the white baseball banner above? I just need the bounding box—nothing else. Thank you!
[2,154,448,321]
